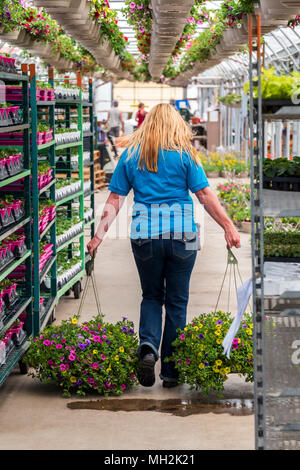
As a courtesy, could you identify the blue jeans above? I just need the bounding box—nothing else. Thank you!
[131,234,197,382]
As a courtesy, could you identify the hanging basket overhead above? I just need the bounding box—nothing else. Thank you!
[32,0,123,76]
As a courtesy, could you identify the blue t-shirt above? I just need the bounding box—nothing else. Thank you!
[108,147,209,238]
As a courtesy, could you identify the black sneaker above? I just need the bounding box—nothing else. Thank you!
[137,353,156,387]
[162,380,179,389]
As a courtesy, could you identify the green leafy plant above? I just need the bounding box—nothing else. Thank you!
[25,314,139,397]
[165,311,254,396]
[263,157,300,178]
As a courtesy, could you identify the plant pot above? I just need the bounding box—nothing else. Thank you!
[240,221,251,234]
[206,171,220,178]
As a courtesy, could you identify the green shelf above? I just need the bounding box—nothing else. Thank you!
[0,297,32,336]
[0,250,31,283]
[57,270,85,299]
[39,178,55,196]
[37,139,56,151]
[0,216,30,242]
[0,123,30,134]
[0,169,30,189]
[56,230,84,253]
[55,140,82,151]
[56,190,83,206]
[55,100,81,106]
[36,101,55,106]
[0,72,28,82]
[0,338,31,387]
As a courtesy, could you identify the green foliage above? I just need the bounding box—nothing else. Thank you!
[244,67,300,100]
[165,311,254,396]
[263,157,300,178]
[25,315,139,398]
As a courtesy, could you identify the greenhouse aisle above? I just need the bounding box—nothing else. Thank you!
[0,180,254,450]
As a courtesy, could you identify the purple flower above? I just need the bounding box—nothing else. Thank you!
[78,343,86,350]
[216,321,223,325]
[198,334,204,340]
[121,326,128,332]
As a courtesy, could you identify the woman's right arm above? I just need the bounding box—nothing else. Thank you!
[87,191,125,256]
[195,186,241,249]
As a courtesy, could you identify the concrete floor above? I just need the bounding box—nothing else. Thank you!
[0,179,255,450]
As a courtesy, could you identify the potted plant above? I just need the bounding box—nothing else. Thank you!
[165,310,253,396]
[25,314,139,397]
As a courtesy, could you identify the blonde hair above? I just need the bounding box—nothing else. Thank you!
[118,103,200,172]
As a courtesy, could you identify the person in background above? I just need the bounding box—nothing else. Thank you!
[107,100,124,157]
[87,103,240,389]
[136,103,147,128]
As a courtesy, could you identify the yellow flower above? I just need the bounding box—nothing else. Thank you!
[215,359,222,366]
[93,349,98,355]
[225,367,231,374]
[119,347,124,353]
[70,376,76,383]
[246,328,252,335]
[216,339,222,344]
[199,363,204,369]
[213,366,220,373]
[193,326,199,331]
[71,318,78,324]
[214,330,221,336]
[115,355,119,361]
[216,324,222,329]
[198,323,203,329]
[106,367,111,372]
[220,368,226,374]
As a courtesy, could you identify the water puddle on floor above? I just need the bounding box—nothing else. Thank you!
[67,397,254,417]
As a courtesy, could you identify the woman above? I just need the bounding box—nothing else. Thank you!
[136,103,147,128]
[87,104,240,389]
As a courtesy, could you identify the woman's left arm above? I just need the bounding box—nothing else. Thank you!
[87,191,125,256]
[195,186,241,249]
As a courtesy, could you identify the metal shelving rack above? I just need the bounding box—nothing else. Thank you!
[54,72,85,301]
[0,65,33,385]
[249,10,300,450]
[83,78,95,241]
[30,65,57,335]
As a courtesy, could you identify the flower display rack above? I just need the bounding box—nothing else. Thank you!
[0,66,33,386]
[248,15,300,450]
[0,29,72,73]
[29,65,57,336]
[149,0,194,79]
[53,72,86,302]
[32,0,122,76]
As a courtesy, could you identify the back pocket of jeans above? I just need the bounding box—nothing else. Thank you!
[172,235,196,259]
[131,238,153,261]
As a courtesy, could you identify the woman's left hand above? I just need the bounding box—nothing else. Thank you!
[87,235,102,257]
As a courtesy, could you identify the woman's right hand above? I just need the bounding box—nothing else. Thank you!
[224,223,241,249]
[87,235,102,257]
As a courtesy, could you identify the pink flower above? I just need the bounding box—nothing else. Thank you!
[129,2,135,8]
[187,17,195,23]
[180,334,185,340]
[60,364,65,371]
[56,344,62,349]
[121,384,126,390]
[93,335,101,342]
[92,363,99,369]
[82,326,89,331]
[69,354,76,361]
[101,354,106,361]
[43,340,50,346]
[186,359,191,365]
